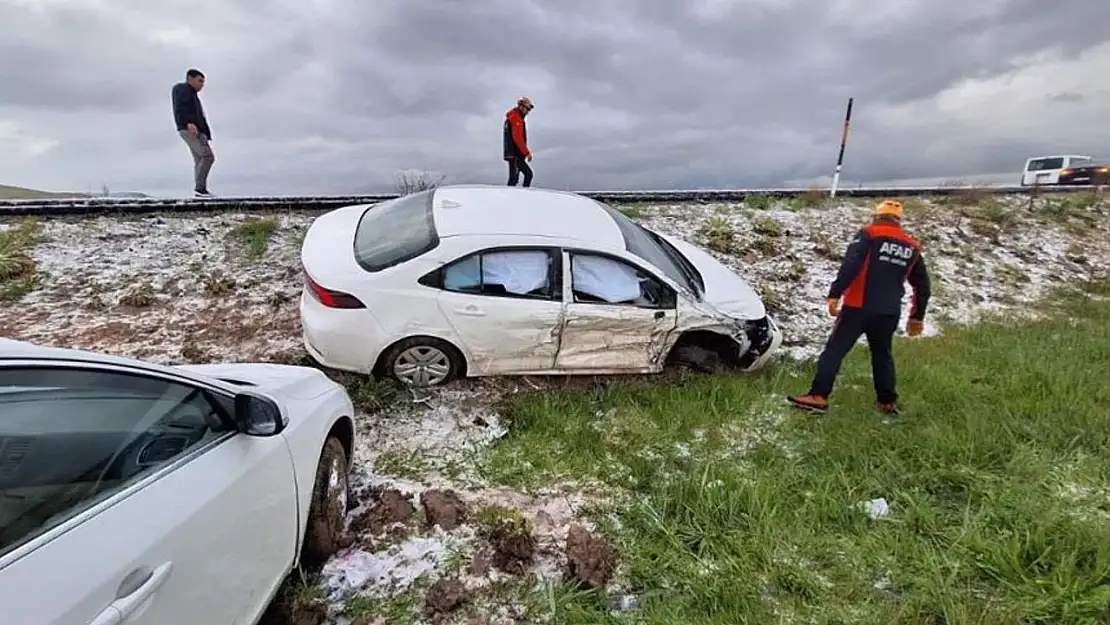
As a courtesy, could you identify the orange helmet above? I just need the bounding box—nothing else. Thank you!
[873,199,903,219]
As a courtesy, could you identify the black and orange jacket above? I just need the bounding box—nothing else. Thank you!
[828,219,932,320]
[503,108,530,160]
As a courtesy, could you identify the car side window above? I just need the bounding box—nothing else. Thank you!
[569,253,676,309]
[0,367,231,557]
[441,249,556,300]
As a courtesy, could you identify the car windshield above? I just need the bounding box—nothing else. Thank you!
[597,203,703,297]
[353,190,439,272]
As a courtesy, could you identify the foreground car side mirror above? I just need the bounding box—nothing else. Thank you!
[233,392,288,437]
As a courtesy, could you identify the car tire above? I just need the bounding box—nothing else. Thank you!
[380,336,462,387]
[668,343,725,374]
[301,436,349,568]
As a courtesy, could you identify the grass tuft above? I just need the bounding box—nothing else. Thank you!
[229,217,280,260]
[697,216,736,254]
[0,218,42,301]
[482,297,1110,623]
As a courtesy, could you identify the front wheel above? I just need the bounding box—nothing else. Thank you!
[301,436,349,567]
[666,344,726,374]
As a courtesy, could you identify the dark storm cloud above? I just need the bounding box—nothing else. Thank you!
[0,0,1107,195]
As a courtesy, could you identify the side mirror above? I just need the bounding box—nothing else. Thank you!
[233,392,287,437]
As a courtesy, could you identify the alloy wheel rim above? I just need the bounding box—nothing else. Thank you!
[393,346,451,386]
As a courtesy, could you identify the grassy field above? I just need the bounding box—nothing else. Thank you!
[481,283,1110,624]
[0,184,89,200]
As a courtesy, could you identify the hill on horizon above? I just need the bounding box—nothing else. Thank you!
[0,184,92,200]
[0,184,151,200]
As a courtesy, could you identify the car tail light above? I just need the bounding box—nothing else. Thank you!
[303,271,366,309]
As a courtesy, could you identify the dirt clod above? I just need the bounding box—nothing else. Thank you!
[489,525,535,575]
[362,488,416,534]
[421,489,468,530]
[565,524,619,590]
[423,578,469,620]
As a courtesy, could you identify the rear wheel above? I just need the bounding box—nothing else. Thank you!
[301,436,349,567]
[381,336,462,387]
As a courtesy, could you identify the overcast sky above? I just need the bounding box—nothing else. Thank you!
[1,0,1108,196]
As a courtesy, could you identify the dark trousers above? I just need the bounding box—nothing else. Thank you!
[507,157,533,187]
[809,307,900,404]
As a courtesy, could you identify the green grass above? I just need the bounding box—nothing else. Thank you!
[0,218,42,301]
[482,289,1110,624]
[228,216,280,260]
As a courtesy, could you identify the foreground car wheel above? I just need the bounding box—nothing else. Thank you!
[301,436,349,567]
[382,337,461,387]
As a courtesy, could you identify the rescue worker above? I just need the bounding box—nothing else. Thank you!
[787,199,931,415]
[504,97,534,187]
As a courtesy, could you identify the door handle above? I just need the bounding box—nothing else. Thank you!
[112,562,173,619]
[654,310,665,319]
[88,607,121,625]
[454,305,486,317]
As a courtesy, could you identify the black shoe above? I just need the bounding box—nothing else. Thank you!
[876,402,899,415]
[194,189,214,198]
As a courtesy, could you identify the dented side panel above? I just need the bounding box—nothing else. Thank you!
[672,299,753,354]
[433,291,565,375]
[553,304,677,372]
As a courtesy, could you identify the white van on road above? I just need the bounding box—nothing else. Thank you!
[1020,155,1093,186]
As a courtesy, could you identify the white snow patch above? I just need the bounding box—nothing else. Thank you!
[322,534,456,599]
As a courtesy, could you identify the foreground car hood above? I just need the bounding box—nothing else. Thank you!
[176,363,336,401]
[655,232,766,320]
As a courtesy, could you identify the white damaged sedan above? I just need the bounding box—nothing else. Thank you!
[0,339,355,625]
[300,184,783,387]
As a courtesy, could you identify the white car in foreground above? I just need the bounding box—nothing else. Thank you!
[0,339,355,625]
[300,184,783,387]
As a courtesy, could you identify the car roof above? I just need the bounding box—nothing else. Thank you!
[0,338,156,368]
[429,185,626,250]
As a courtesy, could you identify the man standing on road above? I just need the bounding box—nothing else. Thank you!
[787,199,932,416]
[503,97,534,187]
[172,68,215,198]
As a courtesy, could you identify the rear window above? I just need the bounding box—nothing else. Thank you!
[1026,157,1064,171]
[353,190,438,272]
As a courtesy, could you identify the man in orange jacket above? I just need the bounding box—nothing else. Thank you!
[788,199,932,415]
[503,97,534,187]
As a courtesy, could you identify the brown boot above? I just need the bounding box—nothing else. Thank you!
[876,402,899,415]
[787,394,829,413]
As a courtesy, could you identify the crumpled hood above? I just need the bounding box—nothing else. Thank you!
[176,363,335,401]
[654,232,767,320]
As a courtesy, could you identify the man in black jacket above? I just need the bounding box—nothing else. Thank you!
[171,69,215,197]
[787,200,932,416]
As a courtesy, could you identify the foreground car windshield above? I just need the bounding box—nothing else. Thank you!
[353,190,438,272]
[598,203,703,296]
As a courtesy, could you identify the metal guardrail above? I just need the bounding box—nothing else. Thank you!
[0,185,1097,217]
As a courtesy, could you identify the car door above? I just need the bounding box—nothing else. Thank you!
[554,250,678,372]
[0,361,298,625]
[431,247,565,375]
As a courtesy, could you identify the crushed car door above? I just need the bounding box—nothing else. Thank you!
[433,247,565,374]
[553,250,678,372]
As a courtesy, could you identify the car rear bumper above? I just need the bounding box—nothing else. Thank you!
[299,290,384,374]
